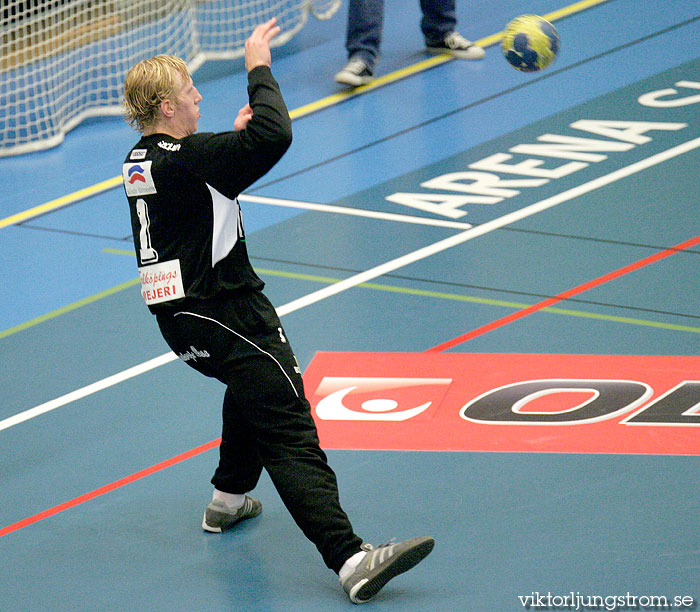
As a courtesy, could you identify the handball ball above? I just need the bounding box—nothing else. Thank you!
[502,15,560,72]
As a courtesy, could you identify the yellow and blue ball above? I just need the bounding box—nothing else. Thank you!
[502,15,560,72]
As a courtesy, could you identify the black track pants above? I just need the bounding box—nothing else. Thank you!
[154,289,363,573]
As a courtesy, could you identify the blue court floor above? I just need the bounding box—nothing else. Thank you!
[1,1,699,611]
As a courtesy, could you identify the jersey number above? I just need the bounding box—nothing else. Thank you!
[136,199,158,264]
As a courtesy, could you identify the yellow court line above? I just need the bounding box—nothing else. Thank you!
[0,0,609,230]
[0,175,123,229]
[0,277,141,340]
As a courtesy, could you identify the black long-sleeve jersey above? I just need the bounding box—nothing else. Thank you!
[121,65,292,312]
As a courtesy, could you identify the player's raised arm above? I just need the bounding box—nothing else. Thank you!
[202,18,291,195]
[245,18,281,72]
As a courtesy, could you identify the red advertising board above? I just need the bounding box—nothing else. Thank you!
[304,352,700,454]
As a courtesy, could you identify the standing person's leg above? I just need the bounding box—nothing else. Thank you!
[421,0,485,59]
[419,0,456,43]
[335,0,384,85]
[345,0,385,68]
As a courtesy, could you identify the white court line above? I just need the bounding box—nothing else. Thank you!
[3,135,700,433]
[276,135,700,314]
[0,353,179,432]
[238,194,474,230]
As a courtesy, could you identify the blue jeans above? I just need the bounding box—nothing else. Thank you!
[345,0,457,67]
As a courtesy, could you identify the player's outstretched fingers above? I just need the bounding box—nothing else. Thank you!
[245,18,281,72]
[258,17,281,43]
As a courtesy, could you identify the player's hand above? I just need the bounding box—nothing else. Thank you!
[245,18,280,72]
[234,104,253,131]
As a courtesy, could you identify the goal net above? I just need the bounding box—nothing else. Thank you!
[0,0,340,157]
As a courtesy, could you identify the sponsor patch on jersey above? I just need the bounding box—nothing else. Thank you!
[158,140,181,151]
[130,148,147,160]
[138,258,185,305]
[122,160,157,196]
[179,346,211,362]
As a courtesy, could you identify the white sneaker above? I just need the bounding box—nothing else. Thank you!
[334,58,375,87]
[426,31,485,59]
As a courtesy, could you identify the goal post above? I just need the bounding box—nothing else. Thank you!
[0,0,340,157]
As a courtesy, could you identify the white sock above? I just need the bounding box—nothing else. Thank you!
[339,550,367,583]
[213,489,245,509]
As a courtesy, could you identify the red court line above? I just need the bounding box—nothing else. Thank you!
[427,234,700,353]
[0,438,221,539]
[4,235,699,539]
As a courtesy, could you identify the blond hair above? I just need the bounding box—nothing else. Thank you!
[123,55,191,133]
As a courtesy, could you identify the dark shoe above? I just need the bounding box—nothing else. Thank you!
[201,496,261,533]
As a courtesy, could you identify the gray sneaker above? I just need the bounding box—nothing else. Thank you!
[334,58,375,87]
[341,537,435,604]
[202,496,262,533]
[426,31,485,59]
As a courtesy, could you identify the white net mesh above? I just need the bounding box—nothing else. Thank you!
[0,0,340,157]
